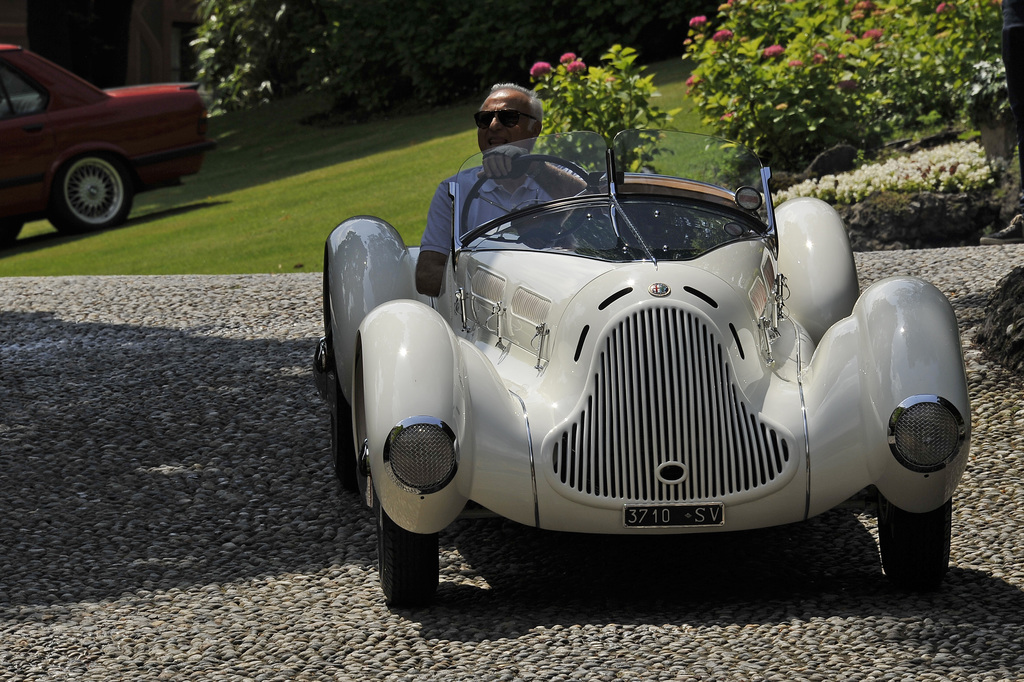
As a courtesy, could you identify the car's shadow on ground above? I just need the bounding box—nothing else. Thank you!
[406,506,1024,642]
[0,309,357,609]
[1,201,228,255]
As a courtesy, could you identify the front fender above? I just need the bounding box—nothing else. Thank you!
[802,277,970,514]
[356,300,468,533]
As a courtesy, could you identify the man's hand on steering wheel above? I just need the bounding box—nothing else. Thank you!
[481,144,529,178]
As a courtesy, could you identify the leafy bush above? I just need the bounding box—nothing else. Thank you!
[194,0,717,116]
[194,0,328,113]
[963,58,1013,126]
[683,0,1002,170]
[776,141,995,204]
[529,46,679,143]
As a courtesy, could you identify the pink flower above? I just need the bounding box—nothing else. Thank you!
[862,28,884,40]
[854,0,875,9]
[936,2,950,13]
[813,53,826,64]
[837,79,858,91]
[559,52,577,65]
[712,29,734,42]
[763,44,785,58]
[720,112,735,121]
[689,15,708,28]
[565,59,587,74]
[530,61,552,78]
[788,59,804,67]
[686,74,700,86]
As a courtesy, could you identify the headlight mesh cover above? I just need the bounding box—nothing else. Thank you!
[889,397,965,472]
[385,420,458,493]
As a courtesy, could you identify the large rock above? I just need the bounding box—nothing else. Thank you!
[977,266,1024,374]
[836,190,1003,251]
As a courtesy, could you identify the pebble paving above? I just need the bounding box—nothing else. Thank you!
[1,246,1022,681]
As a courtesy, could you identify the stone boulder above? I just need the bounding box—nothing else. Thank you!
[836,190,1002,251]
[976,266,1024,374]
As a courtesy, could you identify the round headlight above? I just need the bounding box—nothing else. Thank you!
[888,396,966,472]
[384,417,458,494]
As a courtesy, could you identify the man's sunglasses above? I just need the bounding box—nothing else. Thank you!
[474,109,538,129]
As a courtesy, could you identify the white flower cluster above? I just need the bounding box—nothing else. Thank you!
[776,142,995,205]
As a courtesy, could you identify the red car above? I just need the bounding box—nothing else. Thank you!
[0,45,215,246]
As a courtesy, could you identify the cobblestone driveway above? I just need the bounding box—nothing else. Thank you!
[1,246,1022,680]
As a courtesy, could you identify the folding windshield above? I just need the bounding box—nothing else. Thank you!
[611,129,764,190]
[453,131,607,247]
[455,130,773,262]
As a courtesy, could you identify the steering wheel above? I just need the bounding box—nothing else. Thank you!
[459,154,592,243]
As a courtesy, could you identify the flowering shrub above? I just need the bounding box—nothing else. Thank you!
[776,142,995,204]
[683,0,1002,170]
[529,45,679,147]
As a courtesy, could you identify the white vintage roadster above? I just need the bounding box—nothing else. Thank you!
[314,130,970,606]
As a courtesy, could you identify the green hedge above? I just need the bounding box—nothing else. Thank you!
[195,0,716,115]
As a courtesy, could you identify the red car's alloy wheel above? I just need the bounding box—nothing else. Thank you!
[51,155,134,233]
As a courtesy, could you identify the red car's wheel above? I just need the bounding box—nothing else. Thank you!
[50,155,134,233]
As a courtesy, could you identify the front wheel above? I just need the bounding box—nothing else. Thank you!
[376,495,439,606]
[877,492,952,590]
[50,155,134,233]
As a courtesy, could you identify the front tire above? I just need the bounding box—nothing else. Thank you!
[50,155,134,233]
[376,495,439,606]
[877,492,952,590]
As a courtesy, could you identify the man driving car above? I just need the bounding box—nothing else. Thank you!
[415,84,551,296]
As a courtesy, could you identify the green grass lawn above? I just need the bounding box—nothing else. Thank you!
[0,58,699,277]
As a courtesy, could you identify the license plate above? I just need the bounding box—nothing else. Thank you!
[623,502,724,528]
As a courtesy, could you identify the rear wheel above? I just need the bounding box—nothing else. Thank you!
[877,492,952,590]
[376,495,439,606]
[322,265,358,492]
[50,155,134,233]
[331,386,358,491]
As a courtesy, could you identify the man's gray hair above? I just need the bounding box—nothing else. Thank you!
[487,82,543,121]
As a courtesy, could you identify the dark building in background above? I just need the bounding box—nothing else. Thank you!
[0,0,200,86]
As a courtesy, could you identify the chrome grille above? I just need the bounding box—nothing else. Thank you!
[551,306,791,502]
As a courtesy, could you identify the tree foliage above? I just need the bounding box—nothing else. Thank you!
[194,0,716,114]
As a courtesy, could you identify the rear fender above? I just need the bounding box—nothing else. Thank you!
[802,277,970,514]
[324,216,419,402]
[776,197,859,343]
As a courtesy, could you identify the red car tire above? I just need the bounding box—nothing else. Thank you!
[50,154,135,233]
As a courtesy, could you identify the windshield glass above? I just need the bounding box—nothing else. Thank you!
[456,130,769,262]
[453,131,607,246]
[612,129,763,189]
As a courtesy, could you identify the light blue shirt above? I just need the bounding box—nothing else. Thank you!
[420,167,552,255]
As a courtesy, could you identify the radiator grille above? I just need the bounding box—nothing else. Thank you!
[551,306,791,502]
